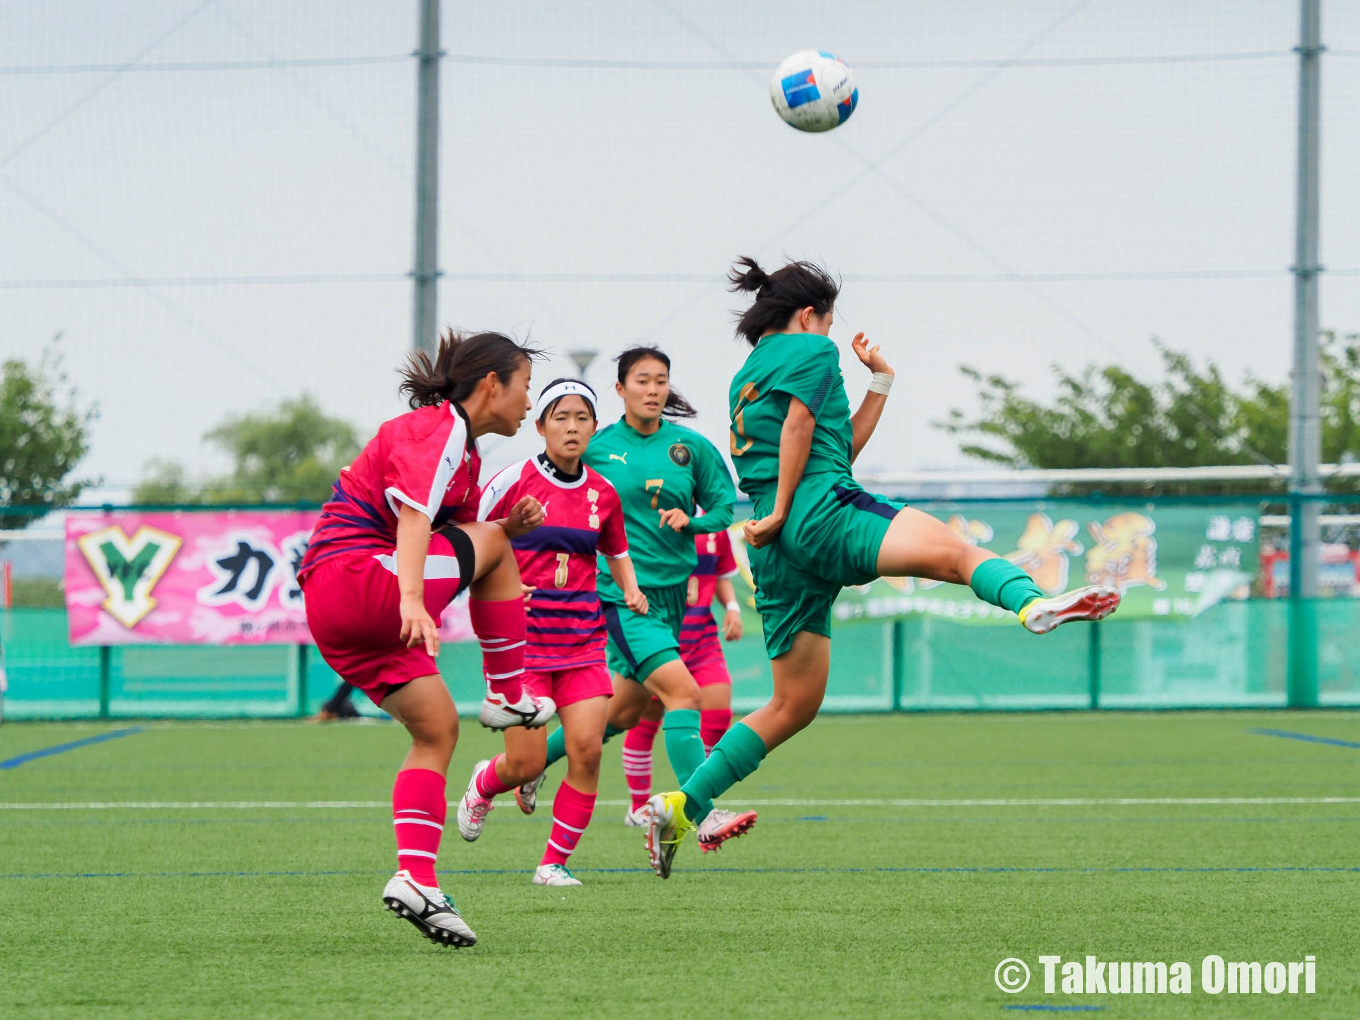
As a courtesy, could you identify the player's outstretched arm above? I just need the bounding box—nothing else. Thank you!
[849,332,895,463]
[744,396,814,549]
[395,503,439,655]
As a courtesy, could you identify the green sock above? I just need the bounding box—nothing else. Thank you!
[543,722,623,769]
[679,721,767,822]
[968,557,1045,615]
[661,709,706,788]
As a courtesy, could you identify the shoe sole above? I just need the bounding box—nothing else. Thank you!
[383,897,477,947]
[514,773,545,816]
[698,810,758,853]
[1023,586,1121,635]
[642,797,680,879]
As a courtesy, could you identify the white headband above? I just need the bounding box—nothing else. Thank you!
[535,380,598,420]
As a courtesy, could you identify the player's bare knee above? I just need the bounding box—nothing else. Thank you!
[500,748,544,785]
[566,740,602,775]
[611,700,646,730]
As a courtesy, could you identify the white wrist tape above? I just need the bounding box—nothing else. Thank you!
[725,601,742,613]
[868,372,895,395]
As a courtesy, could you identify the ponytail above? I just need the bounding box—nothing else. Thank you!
[399,330,544,409]
[614,345,697,419]
[727,256,840,347]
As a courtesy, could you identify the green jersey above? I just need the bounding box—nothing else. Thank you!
[728,332,854,497]
[583,417,736,592]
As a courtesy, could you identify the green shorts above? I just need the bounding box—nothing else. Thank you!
[601,582,688,682]
[747,473,904,660]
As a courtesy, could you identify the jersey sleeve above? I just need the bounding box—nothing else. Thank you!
[597,482,629,559]
[383,414,468,522]
[685,434,736,535]
[715,529,739,578]
[770,340,841,419]
[476,462,521,522]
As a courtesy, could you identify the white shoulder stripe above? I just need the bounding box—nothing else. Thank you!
[478,458,532,521]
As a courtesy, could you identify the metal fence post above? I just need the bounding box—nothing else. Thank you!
[1088,621,1102,710]
[296,644,309,718]
[98,646,111,719]
[891,619,905,711]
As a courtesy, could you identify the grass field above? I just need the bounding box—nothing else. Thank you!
[2,711,1358,1019]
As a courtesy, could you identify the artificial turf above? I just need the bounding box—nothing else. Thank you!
[1,711,1357,1019]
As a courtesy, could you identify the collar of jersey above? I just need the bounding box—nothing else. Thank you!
[617,415,669,439]
[446,401,479,455]
[533,452,587,489]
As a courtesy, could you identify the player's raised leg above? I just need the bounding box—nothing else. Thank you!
[467,524,556,730]
[873,508,1120,632]
[380,674,477,947]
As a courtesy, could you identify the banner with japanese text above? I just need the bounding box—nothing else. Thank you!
[64,511,473,646]
[727,502,1260,627]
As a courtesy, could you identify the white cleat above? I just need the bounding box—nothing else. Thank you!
[381,870,477,947]
[696,807,758,854]
[479,691,556,731]
[457,759,495,841]
[515,771,546,815]
[1019,585,1122,635]
[623,805,649,828]
[532,863,582,887]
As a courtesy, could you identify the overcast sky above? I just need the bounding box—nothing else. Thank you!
[2,0,1358,495]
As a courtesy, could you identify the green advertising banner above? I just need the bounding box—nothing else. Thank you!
[727,502,1260,627]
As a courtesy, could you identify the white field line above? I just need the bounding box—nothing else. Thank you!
[3,796,1360,811]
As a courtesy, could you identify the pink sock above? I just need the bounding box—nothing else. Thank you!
[469,597,526,700]
[540,780,596,866]
[621,719,661,810]
[392,767,446,886]
[701,708,733,755]
[474,753,516,798]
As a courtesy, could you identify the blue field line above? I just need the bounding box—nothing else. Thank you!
[3,864,1358,881]
[0,727,144,770]
[1249,728,1360,749]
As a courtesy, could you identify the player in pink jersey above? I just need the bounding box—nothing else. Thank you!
[621,524,744,824]
[455,378,649,886]
[298,331,555,949]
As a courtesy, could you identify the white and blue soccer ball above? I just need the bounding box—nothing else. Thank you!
[770,50,858,133]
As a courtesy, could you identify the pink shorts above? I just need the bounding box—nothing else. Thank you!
[523,663,613,709]
[681,639,732,689]
[302,532,472,707]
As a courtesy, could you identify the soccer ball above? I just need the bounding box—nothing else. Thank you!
[770,50,858,133]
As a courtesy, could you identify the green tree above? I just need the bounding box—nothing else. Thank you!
[936,332,1360,496]
[0,344,96,520]
[134,396,360,505]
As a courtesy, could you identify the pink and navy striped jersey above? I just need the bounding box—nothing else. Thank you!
[298,402,482,581]
[478,455,628,670]
[680,528,738,661]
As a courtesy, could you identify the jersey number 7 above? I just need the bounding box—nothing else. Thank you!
[646,479,665,509]
[730,383,760,457]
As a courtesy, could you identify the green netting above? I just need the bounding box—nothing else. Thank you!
[6,600,1360,719]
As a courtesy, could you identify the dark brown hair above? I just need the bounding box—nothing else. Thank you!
[614,346,697,419]
[727,256,840,347]
[399,330,545,409]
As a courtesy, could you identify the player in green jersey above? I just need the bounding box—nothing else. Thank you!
[642,257,1121,878]
[514,346,757,869]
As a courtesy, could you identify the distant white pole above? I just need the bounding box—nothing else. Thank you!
[1288,0,1323,707]
[411,0,442,355]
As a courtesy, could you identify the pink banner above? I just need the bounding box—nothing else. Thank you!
[64,511,473,646]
